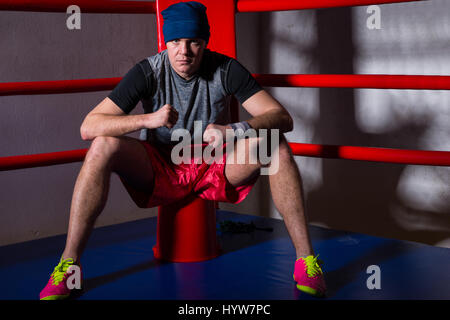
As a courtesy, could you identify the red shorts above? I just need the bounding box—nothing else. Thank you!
[119,141,259,208]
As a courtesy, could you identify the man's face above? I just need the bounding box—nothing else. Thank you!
[166,38,206,80]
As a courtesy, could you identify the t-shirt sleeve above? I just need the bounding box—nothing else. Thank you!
[224,59,263,104]
[107,59,153,114]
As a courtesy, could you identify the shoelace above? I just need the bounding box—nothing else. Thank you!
[50,258,74,286]
[303,255,323,278]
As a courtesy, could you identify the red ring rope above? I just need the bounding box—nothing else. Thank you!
[289,143,450,166]
[254,74,450,90]
[0,0,422,13]
[1,143,449,171]
[237,0,423,12]
[0,149,87,171]
[0,78,121,96]
[2,74,449,96]
[0,0,156,13]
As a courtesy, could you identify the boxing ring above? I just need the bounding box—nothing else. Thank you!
[0,0,449,300]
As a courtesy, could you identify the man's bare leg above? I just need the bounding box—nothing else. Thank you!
[267,135,314,258]
[225,134,314,259]
[62,136,154,262]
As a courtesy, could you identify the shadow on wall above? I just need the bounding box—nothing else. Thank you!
[304,7,450,247]
[228,5,449,246]
[247,5,450,247]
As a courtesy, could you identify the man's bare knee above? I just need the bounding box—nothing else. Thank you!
[90,136,121,155]
[85,136,154,191]
[83,136,121,170]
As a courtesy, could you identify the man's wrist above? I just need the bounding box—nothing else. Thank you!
[229,121,252,139]
[143,112,160,129]
[230,121,251,133]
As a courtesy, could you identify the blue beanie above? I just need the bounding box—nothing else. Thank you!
[162,1,210,44]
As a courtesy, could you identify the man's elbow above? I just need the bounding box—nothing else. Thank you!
[80,120,94,141]
[80,127,90,141]
[284,112,294,133]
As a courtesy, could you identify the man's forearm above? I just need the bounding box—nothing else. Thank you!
[246,109,293,133]
[80,113,149,141]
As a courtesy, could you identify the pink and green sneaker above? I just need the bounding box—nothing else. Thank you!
[39,257,82,300]
[293,255,326,297]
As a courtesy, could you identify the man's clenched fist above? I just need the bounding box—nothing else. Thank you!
[150,104,179,129]
[203,123,234,148]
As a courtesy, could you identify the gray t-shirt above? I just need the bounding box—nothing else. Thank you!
[108,49,262,146]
